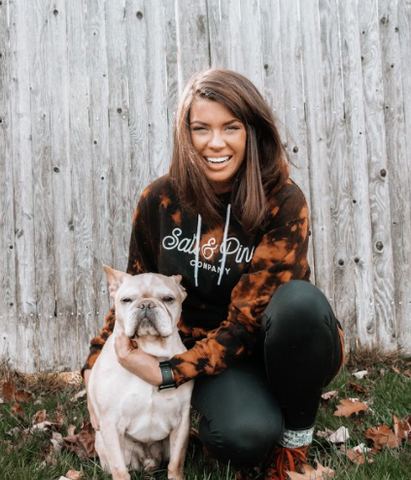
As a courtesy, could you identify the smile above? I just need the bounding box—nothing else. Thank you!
[205,156,231,164]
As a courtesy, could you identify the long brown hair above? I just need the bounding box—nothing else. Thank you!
[169,69,288,233]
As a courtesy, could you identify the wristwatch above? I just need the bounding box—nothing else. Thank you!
[158,361,177,391]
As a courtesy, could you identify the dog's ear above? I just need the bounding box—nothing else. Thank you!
[170,275,187,300]
[103,264,129,298]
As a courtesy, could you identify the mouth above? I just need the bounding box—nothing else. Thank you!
[204,156,232,164]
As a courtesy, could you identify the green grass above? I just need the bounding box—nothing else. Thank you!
[1,352,411,479]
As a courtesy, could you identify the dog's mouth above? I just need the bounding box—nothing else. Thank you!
[128,310,169,339]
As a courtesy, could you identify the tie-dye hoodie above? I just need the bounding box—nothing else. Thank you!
[82,168,312,386]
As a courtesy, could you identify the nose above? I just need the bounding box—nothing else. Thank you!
[209,130,226,149]
[138,300,156,311]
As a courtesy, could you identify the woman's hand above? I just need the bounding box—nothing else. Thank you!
[114,332,163,387]
[83,369,100,431]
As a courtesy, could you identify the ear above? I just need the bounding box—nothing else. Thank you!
[171,275,187,300]
[103,264,130,299]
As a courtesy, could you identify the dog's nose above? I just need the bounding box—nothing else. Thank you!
[138,300,156,311]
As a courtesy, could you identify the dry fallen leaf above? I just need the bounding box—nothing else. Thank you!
[321,390,338,402]
[286,462,335,479]
[365,425,399,449]
[2,381,16,401]
[352,370,368,379]
[348,381,368,396]
[391,366,401,374]
[334,398,368,417]
[393,414,411,442]
[404,370,411,378]
[65,470,84,480]
[67,424,76,436]
[62,421,96,460]
[32,409,47,424]
[15,389,33,403]
[327,426,350,444]
[71,389,87,402]
[11,402,25,418]
[341,444,374,464]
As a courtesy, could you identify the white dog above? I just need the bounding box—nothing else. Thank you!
[88,266,193,480]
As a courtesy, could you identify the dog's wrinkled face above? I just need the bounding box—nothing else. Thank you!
[103,266,186,338]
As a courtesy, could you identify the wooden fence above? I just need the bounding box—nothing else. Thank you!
[1,0,410,373]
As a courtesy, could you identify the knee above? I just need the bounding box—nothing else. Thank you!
[199,414,283,467]
[263,280,334,336]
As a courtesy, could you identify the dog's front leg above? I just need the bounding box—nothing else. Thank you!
[167,406,191,480]
[99,424,131,480]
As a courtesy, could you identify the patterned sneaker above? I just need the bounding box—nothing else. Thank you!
[264,444,311,480]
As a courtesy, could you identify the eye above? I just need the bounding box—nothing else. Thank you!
[121,297,132,303]
[163,295,175,303]
[226,125,240,131]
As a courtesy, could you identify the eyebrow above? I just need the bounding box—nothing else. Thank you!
[189,119,242,126]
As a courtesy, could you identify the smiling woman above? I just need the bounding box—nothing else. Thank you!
[82,69,344,480]
[189,98,247,191]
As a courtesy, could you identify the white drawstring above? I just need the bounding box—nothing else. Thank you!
[218,204,231,286]
[194,214,202,287]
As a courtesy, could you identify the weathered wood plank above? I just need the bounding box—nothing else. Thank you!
[357,0,396,349]
[207,0,243,70]
[105,0,131,272]
[66,0,94,370]
[24,0,56,373]
[318,0,356,343]
[336,0,376,348]
[278,1,315,283]
[125,0,150,260]
[377,0,411,350]
[397,0,411,351]
[238,0,263,92]
[41,0,76,372]
[175,0,210,91]
[85,0,112,338]
[0,0,18,367]
[164,0,179,164]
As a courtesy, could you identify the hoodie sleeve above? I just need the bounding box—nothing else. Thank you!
[81,189,155,374]
[169,186,310,386]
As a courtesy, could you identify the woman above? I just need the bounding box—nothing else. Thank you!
[82,69,344,480]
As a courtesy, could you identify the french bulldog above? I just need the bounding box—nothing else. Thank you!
[87,266,193,480]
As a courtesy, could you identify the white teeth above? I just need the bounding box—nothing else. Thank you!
[205,156,230,164]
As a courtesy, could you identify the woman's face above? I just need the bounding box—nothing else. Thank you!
[189,98,247,192]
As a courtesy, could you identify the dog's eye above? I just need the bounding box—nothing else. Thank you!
[121,297,132,303]
[163,296,175,303]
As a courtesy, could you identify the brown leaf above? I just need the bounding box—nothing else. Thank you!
[334,398,368,417]
[65,470,84,480]
[15,389,32,403]
[341,444,374,464]
[321,390,338,402]
[391,366,401,374]
[67,424,76,436]
[2,380,16,401]
[55,412,66,425]
[287,462,335,479]
[348,382,368,396]
[32,409,47,424]
[62,421,96,460]
[393,414,411,443]
[11,402,25,418]
[404,370,411,378]
[365,425,399,449]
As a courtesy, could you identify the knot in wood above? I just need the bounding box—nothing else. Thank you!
[136,11,143,19]
[338,259,344,266]
[376,241,384,251]
[53,167,60,173]
[380,168,387,177]
[293,146,299,153]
